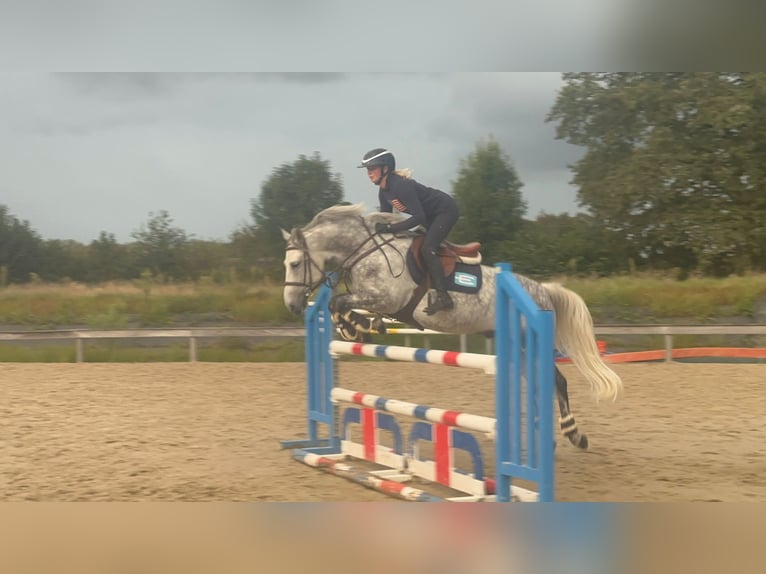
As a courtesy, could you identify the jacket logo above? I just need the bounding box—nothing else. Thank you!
[391,199,407,212]
[454,272,478,288]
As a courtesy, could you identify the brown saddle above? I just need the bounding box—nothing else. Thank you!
[383,236,482,330]
[409,236,482,277]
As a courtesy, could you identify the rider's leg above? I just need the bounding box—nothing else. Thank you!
[421,208,458,315]
[422,249,453,314]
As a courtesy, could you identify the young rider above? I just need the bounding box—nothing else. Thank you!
[358,148,458,315]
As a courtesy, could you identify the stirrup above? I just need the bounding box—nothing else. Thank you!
[424,291,454,315]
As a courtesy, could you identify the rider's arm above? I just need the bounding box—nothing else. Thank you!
[387,179,426,233]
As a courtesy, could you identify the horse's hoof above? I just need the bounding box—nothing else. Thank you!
[337,322,358,341]
[577,434,589,450]
[371,317,387,334]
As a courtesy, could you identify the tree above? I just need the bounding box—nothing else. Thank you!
[0,204,43,283]
[37,239,89,282]
[84,232,133,282]
[451,139,527,264]
[184,239,238,283]
[548,72,766,276]
[248,153,344,262]
[503,214,630,278]
[131,211,191,281]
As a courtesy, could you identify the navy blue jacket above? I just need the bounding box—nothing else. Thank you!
[378,173,456,233]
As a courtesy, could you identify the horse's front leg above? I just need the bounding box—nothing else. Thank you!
[555,366,589,450]
[329,293,387,340]
[329,291,389,316]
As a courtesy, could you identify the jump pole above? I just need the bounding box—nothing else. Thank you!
[281,263,555,502]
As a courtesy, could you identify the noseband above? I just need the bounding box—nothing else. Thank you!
[284,220,402,305]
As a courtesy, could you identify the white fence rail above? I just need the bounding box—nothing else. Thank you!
[0,325,764,363]
[0,327,305,362]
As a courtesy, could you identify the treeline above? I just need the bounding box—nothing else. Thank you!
[2,73,766,284]
[0,207,254,284]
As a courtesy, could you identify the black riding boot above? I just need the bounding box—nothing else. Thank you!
[422,250,454,315]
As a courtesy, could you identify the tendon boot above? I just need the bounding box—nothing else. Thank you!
[422,250,454,315]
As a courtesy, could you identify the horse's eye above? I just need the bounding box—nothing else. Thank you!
[290,261,301,268]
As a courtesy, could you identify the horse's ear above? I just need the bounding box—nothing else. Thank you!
[281,228,290,241]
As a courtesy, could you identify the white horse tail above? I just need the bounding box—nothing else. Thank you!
[542,282,623,402]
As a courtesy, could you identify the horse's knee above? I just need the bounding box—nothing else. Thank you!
[328,296,339,314]
[329,294,350,314]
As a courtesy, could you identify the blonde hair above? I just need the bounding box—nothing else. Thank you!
[394,168,413,179]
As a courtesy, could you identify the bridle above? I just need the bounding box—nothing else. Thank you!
[283,218,405,306]
[283,228,329,304]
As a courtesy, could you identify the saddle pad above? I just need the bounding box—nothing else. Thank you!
[406,252,483,295]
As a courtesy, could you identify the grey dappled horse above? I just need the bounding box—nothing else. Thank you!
[282,204,622,450]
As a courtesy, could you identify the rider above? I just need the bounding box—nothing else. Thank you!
[358,148,458,315]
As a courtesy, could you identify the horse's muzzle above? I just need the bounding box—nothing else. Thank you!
[284,289,310,315]
[287,302,304,315]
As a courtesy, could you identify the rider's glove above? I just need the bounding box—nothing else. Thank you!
[375,223,393,234]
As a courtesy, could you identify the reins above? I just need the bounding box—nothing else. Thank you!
[284,216,407,302]
[340,217,406,280]
[283,228,332,299]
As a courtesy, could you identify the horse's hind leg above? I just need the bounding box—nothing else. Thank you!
[555,366,589,450]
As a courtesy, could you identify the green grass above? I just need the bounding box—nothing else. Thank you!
[3,274,765,328]
[0,339,307,363]
[0,274,764,362]
[0,281,299,328]
[557,273,766,322]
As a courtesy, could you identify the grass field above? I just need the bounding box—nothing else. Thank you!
[1,274,764,362]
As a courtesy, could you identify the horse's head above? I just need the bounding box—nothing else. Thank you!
[281,203,374,314]
[282,227,323,315]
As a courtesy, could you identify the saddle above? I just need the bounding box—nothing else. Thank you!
[408,236,482,277]
[334,235,484,341]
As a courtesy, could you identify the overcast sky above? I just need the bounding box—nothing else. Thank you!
[0,72,588,243]
[0,1,642,244]
[0,1,749,244]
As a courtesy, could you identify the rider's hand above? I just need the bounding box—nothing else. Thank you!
[375,223,393,234]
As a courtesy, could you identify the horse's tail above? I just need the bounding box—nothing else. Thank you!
[542,282,623,402]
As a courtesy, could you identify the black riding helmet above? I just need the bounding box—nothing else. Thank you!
[358,148,395,171]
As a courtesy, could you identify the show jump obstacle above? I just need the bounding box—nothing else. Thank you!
[281,263,555,502]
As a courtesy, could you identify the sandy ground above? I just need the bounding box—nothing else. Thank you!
[1,361,765,502]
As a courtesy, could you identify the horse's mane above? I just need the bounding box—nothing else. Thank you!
[303,203,365,230]
[303,203,401,230]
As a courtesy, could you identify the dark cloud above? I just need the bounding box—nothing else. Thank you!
[426,74,581,180]
[0,73,582,242]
